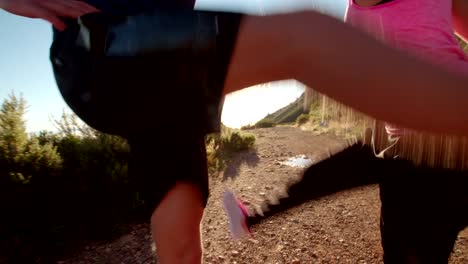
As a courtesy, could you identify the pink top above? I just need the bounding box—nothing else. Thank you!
[345,0,468,135]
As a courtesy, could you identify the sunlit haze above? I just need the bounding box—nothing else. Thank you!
[221,81,305,128]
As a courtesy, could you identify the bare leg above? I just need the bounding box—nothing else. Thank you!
[150,182,204,264]
[223,12,468,135]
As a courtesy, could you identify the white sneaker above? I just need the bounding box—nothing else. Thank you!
[222,190,251,240]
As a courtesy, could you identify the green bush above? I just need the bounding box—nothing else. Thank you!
[205,126,256,172]
[254,119,276,128]
[240,124,255,130]
[296,114,310,125]
[222,130,255,152]
[0,94,257,262]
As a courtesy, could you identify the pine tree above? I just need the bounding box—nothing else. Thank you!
[0,93,62,184]
[0,93,28,164]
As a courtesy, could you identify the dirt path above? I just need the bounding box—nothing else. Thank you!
[64,126,468,264]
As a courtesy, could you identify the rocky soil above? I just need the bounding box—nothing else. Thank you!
[63,126,468,264]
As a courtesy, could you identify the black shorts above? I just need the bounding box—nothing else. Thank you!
[50,8,242,211]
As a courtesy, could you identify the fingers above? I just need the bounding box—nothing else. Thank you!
[49,18,67,31]
[40,0,99,19]
[71,0,100,13]
[1,0,98,30]
[38,0,100,30]
[40,0,99,31]
[36,7,66,30]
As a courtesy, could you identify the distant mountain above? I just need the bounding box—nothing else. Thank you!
[261,92,307,124]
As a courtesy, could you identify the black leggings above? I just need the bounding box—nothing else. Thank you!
[128,135,210,217]
[380,159,468,264]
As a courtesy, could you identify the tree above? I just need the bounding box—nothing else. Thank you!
[0,93,28,163]
[0,93,29,183]
[53,110,98,138]
[0,93,62,184]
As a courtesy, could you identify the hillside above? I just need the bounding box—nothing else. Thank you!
[261,92,307,124]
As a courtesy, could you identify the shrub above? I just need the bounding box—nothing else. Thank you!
[296,114,310,125]
[254,119,276,128]
[0,95,257,262]
[222,130,255,152]
[205,127,256,172]
[240,124,255,130]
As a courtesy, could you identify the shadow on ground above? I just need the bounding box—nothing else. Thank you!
[247,142,381,225]
[223,149,260,181]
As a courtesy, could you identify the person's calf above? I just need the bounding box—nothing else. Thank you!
[150,182,205,264]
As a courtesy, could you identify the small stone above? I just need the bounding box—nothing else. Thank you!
[231,250,239,256]
[119,234,133,244]
[291,259,301,264]
[249,239,260,244]
[259,192,266,196]
[339,239,344,243]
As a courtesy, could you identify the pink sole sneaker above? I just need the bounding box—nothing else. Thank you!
[222,190,252,240]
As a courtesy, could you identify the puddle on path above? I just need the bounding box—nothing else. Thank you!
[280,155,314,168]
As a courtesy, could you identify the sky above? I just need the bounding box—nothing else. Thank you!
[0,0,346,133]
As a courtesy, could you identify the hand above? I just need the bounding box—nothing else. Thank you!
[0,0,99,31]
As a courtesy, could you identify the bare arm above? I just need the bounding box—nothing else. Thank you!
[0,0,98,30]
[453,0,468,42]
[225,11,468,136]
